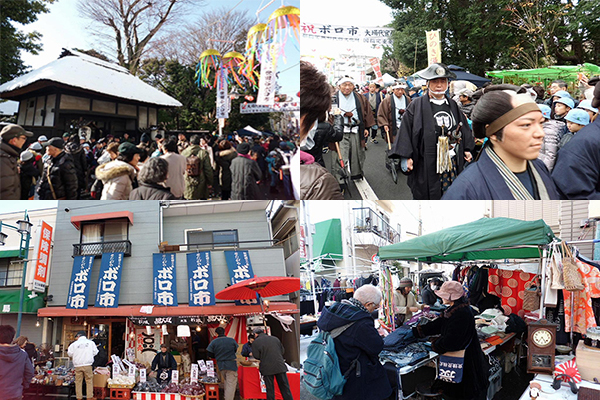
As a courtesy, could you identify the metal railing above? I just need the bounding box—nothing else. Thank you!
[73,240,132,257]
[353,208,401,244]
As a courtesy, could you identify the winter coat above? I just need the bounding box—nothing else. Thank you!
[151,351,177,371]
[181,144,213,200]
[412,299,489,400]
[95,159,137,200]
[0,344,34,399]
[538,119,564,171]
[390,94,475,199]
[216,148,237,193]
[317,300,392,400]
[65,141,87,192]
[421,286,439,306]
[458,101,476,119]
[377,94,411,139]
[231,155,262,200]
[37,151,79,200]
[300,151,344,199]
[552,118,600,199]
[20,159,40,199]
[161,152,187,199]
[67,336,98,367]
[303,121,343,167]
[252,333,288,376]
[0,141,21,200]
[206,335,238,372]
[129,182,177,200]
[442,146,560,200]
[393,290,422,322]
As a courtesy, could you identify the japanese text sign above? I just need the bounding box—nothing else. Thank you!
[426,29,442,65]
[66,255,95,309]
[153,253,178,306]
[33,221,53,292]
[95,252,124,308]
[224,250,258,305]
[216,68,230,119]
[301,23,394,45]
[257,43,280,106]
[369,57,382,78]
[187,252,215,307]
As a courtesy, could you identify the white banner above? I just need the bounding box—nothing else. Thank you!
[426,30,442,65]
[302,23,394,45]
[257,43,280,106]
[240,102,299,114]
[216,68,229,119]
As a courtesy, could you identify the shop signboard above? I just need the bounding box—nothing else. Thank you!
[32,221,53,293]
[153,253,178,306]
[95,252,124,308]
[186,252,215,306]
[224,250,258,305]
[66,255,95,309]
[191,364,199,383]
[135,327,160,366]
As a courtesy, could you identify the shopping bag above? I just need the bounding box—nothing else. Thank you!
[550,243,565,290]
[561,242,584,292]
[523,278,541,311]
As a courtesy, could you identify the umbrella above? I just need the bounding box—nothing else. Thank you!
[215,276,300,300]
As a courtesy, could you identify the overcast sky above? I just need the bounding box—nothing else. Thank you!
[16,0,299,100]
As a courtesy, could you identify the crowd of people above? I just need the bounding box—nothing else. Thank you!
[0,127,297,200]
[300,61,600,200]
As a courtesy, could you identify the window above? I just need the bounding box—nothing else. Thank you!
[75,219,131,256]
[187,229,238,248]
[0,258,23,287]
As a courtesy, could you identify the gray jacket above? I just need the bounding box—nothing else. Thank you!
[538,119,564,171]
[0,141,21,200]
[231,155,262,200]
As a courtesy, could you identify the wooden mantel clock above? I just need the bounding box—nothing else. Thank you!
[527,319,558,374]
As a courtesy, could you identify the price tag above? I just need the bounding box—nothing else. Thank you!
[207,360,215,378]
[191,364,199,383]
[112,364,119,377]
[198,360,207,373]
[140,369,147,383]
[172,370,179,384]
[128,365,135,379]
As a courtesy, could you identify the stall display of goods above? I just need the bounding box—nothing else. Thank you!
[108,374,136,388]
[161,383,181,393]
[198,376,218,384]
[133,381,165,393]
[31,366,75,386]
[179,383,206,397]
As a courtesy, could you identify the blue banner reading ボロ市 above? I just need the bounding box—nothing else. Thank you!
[95,252,124,308]
[187,252,215,306]
[153,253,178,306]
[66,255,95,309]
[224,250,258,305]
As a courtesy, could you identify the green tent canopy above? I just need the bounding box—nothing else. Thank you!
[378,217,556,263]
[486,63,600,83]
[312,219,343,260]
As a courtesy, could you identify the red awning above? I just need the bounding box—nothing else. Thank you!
[37,302,298,318]
[71,211,134,229]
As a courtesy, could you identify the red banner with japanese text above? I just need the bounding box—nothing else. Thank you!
[32,221,52,292]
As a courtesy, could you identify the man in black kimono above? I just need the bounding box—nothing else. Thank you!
[389,63,474,199]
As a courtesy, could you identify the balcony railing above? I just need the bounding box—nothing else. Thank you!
[353,207,401,244]
[73,240,132,257]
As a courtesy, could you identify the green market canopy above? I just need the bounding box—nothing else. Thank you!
[378,217,556,263]
[486,63,600,83]
[312,219,343,260]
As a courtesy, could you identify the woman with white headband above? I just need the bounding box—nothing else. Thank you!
[443,85,560,199]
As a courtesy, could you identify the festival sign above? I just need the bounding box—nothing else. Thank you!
[187,252,215,307]
[95,252,124,308]
[153,253,178,307]
[257,43,280,106]
[369,57,382,78]
[216,68,230,119]
[239,102,299,114]
[128,315,226,326]
[224,250,258,305]
[66,255,95,309]
[32,221,53,292]
[426,29,442,65]
[301,23,394,45]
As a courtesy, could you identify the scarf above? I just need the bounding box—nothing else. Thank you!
[238,153,253,160]
[344,297,370,314]
[485,146,550,200]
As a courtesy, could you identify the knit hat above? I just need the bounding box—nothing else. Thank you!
[434,281,465,301]
[118,142,143,155]
[555,97,574,109]
[565,108,590,126]
[47,137,65,149]
[237,142,250,155]
[538,104,551,119]
[20,150,34,162]
[397,277,413,289]
[577,99,599,115]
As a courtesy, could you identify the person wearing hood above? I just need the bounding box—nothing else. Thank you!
[95,142,142,200]
[421,278,443,306]
[64,134,88,197]
[181,134,213,200]
[393,277,423,325]
[37,138,79,200]
[0,325,34,400]
[67,330,98,400]
[230,141,262,200]
[411,281,490,400]
[129,157,177,200]
[215,140,237,200]
[19,150,40,199]
[316,285,392,400]
[1,124,33,200]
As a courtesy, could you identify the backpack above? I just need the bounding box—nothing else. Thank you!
[186,154,201,177]
[302,322,358,399]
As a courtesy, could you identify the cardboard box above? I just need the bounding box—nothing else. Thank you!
[93,374,109,388]
[576,341,600,383]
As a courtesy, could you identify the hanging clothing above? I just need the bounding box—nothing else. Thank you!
[563,259,600,334]
[487,269,537,317]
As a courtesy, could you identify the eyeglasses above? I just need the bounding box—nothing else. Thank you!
[367,302,381,310]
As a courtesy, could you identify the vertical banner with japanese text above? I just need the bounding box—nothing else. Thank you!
[187,252,215,307]
[369,57,382,78]
[224,250,258,305]
[95,252,124,308]
[216,68,229,119]
[426,30,442,65]
[66,255,95,309]
[32,221,53,292]
[257,43,280,106]
[153,253,178,307]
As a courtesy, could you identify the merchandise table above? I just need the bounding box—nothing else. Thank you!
[518,373,600,400]
[382,350,439,400]
[481,332,517,355]
[237,366,300,400]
